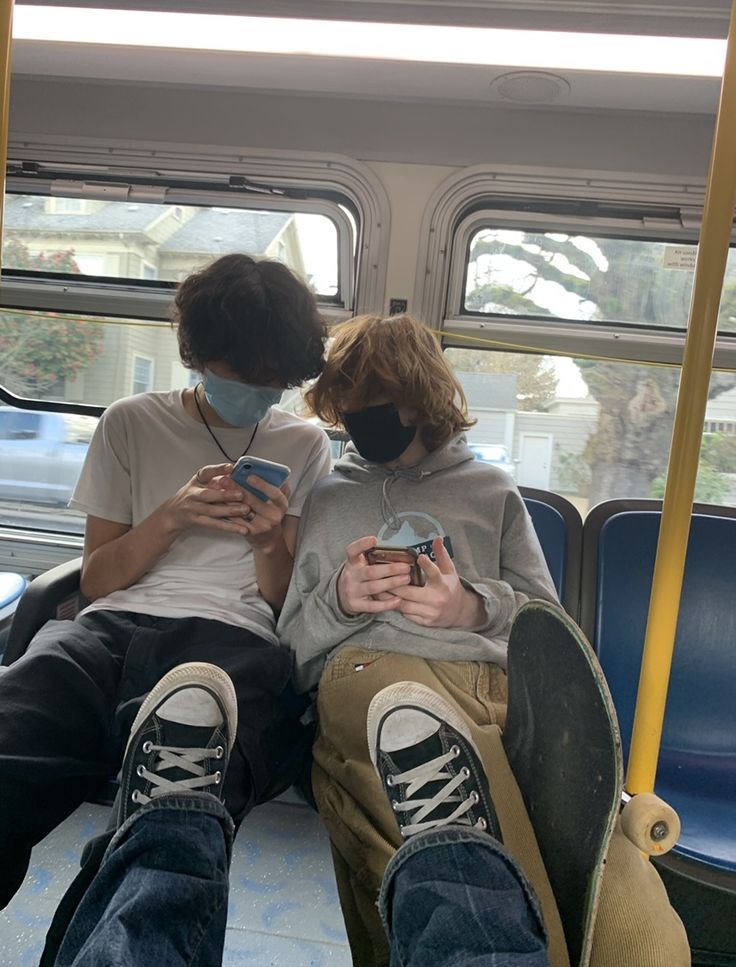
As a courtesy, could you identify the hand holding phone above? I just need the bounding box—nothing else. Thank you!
[364,545,426,587]
[230,456,290,502]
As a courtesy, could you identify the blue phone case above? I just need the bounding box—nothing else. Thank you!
[230,457,290,502]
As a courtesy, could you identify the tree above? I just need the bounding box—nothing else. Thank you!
[466,231,736,503]
[719,278,736,331]
[0,240,104,396]
[446,347,558,411]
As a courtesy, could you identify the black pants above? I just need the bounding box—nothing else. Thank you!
[0,609,307,910]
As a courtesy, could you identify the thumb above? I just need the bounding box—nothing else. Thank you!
[196,463,234,485]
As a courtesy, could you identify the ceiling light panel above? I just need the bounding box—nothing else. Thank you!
[12,6,727,77]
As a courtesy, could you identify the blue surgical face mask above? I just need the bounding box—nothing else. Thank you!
[202,370,282,427]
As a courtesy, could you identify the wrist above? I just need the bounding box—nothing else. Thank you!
[155,501,184,541]
[336,567,356,617]
[252,530,287,556]
[460,586,486,628]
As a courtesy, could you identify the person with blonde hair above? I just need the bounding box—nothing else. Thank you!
[278,313,566,965]
[279,313,690,967]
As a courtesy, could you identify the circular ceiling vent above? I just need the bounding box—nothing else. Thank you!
[489,70,571,104]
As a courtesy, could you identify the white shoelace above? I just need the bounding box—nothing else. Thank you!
[131,741,224,805]
[387,744,486,837]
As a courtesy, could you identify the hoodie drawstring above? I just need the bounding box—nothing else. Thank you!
[381,469,430,530]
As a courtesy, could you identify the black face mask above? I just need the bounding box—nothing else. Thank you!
[342,402,417,463]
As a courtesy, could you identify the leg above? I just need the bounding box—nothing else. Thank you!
[380,828,549,967]
[112,617,305,823]
[53,662,237,967]
[313,649,567,967]
[55,797,233,967]
[369,682,549,967]
[589,820,690,967]
[0,612,132,907]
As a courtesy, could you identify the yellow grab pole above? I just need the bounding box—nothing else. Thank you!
[0,0,13,262]
[627,0,736,795]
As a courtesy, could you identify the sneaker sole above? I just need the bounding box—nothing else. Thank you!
[125,661,238,763]
[366,680,479,773]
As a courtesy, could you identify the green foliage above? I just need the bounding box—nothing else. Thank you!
[718,279,736,331]
[0,241,104,396]
[650,462,729,504]
[556,450,591,496]
[700,433,736,473]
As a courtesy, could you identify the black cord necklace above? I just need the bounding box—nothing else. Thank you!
[193,382,258,462]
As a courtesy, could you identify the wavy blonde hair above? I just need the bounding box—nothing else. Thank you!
[305,314,474,450]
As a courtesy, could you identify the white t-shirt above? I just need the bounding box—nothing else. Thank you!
[70,390,332,643]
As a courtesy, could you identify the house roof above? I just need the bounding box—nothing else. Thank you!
[3,197,292,257]
[3,195,169,233]
[456,372,517,410]
[159,210,290,254]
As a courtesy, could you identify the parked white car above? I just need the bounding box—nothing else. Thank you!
[0,407,97,506]
[469,443,516,478]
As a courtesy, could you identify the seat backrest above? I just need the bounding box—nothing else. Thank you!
[581,500,736,760]
[2,556,83,666]
[520,487,582,619]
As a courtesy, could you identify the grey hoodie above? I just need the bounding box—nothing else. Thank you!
[277,434,558,692]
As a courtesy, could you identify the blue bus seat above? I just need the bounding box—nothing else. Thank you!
[0,571,28,661]
[0,572,27,618]
[519,487,582,619]
[581,500,736,874]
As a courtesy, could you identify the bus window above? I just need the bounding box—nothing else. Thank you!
[462,228,736,332]
[444,347,736,513]
[429,184,736,509]
[3,195,344,302]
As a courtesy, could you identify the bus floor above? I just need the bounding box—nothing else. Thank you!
[0,791,351,966]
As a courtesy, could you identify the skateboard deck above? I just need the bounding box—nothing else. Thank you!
[503,599,623,967]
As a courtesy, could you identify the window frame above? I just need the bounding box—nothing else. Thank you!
[2,182,355,316]
[414,165,736,372]
[0,139,391,341]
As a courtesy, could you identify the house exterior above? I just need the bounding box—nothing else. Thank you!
[3,196,306,405]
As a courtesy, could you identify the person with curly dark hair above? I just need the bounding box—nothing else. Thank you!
[0,254,332,917]
[175,253,325,390]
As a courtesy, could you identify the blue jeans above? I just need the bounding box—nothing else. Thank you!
[54,793,234,967]
[380,827,550,967]
[55,810,548,967]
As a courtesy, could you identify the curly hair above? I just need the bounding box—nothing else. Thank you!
[173,253,326,387]
[305,314,475,450]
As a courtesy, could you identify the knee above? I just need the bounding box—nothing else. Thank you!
[591,825,691,967]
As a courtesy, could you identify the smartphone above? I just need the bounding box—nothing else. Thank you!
[230,456,290,502]
[364,545,426,587]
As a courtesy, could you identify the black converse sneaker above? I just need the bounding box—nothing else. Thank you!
[117,662,238,827]
[367,681,502,841]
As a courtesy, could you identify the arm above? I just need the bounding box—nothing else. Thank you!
[81,463,251,601]
[250,508,298,612]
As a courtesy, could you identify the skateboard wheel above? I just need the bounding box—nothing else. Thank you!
[621,793,681,854]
